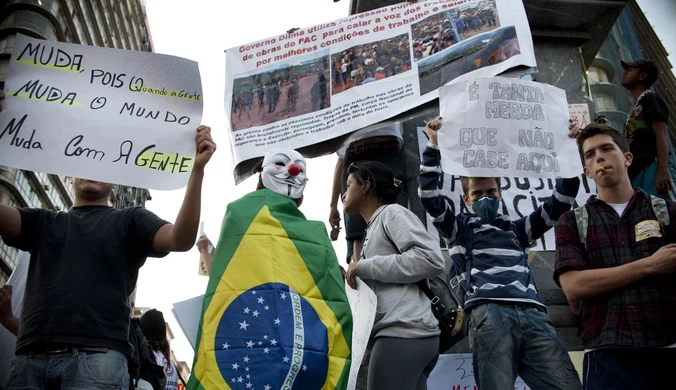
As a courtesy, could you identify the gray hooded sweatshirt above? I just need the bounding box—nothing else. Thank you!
[356,204,445,339]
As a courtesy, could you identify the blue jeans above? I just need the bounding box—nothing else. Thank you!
[468,303,581,390]
[6,348,129,390]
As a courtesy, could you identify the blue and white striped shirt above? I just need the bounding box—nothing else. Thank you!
[417,143,580,311]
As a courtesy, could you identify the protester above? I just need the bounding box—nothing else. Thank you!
[189,148,352,390]
[555,123,676,389]
[0,92,216,389]
[139,309,179,390]
[620,58,676,199]
[329,121,405,264]
[418,117,582,389]
[342,161,443,390]
[196,234,215,275]
[311,72,328,110]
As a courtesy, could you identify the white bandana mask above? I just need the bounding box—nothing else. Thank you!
[261,149,307,199]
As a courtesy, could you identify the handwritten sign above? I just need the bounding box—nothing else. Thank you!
[568,103,592,129]
[428,354,530,390]
[417,127,595,251]
[0,34,203,190]
[226,0,537,182]
[438,76,582,179]
[345,278,377,390]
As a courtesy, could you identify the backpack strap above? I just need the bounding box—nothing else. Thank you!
[573,205,589,246]
[650,195,670,226]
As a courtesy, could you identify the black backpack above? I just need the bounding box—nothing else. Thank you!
[128,318,166,390]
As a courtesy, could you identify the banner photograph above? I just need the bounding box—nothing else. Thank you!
[225,0,536,182]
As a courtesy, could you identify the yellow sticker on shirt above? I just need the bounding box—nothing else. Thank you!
[635,220,662,242]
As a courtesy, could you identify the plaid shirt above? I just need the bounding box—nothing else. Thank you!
[554,189,676,349]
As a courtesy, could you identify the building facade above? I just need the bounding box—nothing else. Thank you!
[0,0,154,283]
[587,0,676,139]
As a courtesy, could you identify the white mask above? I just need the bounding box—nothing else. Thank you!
[261,149,307,199]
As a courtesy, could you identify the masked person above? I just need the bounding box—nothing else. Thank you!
[417,117,582,390]
[189,149,352,390]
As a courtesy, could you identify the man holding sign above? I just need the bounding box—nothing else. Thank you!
[0,92,216,389]
[418,117,581,389]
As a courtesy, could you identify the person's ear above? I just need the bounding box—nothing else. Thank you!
[462,194,472,209]
[362,180,371,195]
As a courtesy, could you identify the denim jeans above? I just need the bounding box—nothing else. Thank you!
[468,303,581,390]
[6,348,129,390]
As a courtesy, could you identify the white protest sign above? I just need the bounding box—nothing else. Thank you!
[417,127,595,250]
[568,103,592,129]
[427,354,530,390]
[345,278,377,390]
[0,34,203,190]
[226,0,537,182]
[172,294,205,350]
[438,76,582,178]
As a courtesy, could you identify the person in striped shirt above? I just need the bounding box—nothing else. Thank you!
[418,117,582,390]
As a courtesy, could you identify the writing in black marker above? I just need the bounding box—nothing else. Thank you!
[135,144,192,173]
[64,135,105,161]
[0,115,44,150]
[13,79,77,105]
[113,140,133,164]
[90,69,125,88]
[119,102,190,125]
[16,42,84,72]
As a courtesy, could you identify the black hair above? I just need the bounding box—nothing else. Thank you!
[148,338,171,363]
[346,161,403,205]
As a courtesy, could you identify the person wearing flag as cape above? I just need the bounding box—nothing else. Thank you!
[189,149,352,390]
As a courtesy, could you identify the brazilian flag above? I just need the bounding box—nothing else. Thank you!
[188,189,352,390]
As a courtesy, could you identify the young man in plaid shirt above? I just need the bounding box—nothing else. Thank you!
[555,123,676,389]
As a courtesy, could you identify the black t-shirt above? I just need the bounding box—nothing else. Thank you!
[624,92,670,179]
[3,205,169,356]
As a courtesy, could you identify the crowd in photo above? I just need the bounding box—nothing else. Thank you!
[331,33,412,94]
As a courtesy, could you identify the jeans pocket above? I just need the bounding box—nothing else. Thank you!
[79,350,128,389]
[471,304,491,332]
[6,355,29,388]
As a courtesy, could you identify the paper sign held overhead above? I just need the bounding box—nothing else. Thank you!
[438,76,583,179]
[225,0,537,182]
[0,34,203,190]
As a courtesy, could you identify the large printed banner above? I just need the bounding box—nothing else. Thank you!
[417,127,595,251]
[0,34,203,190]
[226,0,536,181]
[438,76,583,178]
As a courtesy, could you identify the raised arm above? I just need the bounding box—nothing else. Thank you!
[516,176,580,243]
[152,126,216,252]
[329,157,344,231]
[417,116,459,243]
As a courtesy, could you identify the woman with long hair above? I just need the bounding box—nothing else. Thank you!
[139,309,179,390]
[343,161,445,390]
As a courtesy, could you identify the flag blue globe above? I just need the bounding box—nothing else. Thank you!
[215,282,330,389]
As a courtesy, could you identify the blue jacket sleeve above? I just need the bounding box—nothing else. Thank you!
[514,176,581,244]
[417,143,459,243]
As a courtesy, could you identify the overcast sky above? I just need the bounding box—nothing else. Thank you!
[136,0,676,368]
